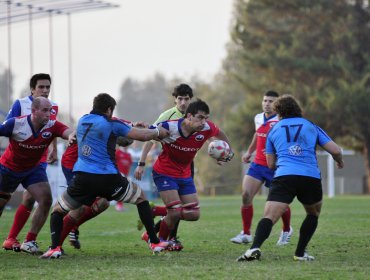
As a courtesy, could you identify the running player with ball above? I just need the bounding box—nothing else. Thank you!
[152,99,233,244]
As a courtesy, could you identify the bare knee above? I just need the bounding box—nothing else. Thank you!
[22,191,36,209]
[181,202,200,221]
[241,189,254,205]
[92,198,109,213]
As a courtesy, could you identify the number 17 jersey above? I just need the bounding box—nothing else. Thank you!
[265,117,332,179]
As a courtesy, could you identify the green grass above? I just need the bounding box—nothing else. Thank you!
[1,195,370,280]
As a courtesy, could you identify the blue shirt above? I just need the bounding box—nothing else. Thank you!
[265,117,332,179]
[73,112,132,174]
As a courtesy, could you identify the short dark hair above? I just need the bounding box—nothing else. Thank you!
[92,93,116,114]
[172,83,193,98]
[30,73,51,89]
[185,98,210,116]
[273,94,302,118]
[264,90,279,98]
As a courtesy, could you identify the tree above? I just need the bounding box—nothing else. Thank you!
[220,0,370,191]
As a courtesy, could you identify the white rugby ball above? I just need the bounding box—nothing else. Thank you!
[207,140,230,160]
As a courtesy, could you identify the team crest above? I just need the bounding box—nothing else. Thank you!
[81,144,92,156]
[288,145,302,156]
[42,131,52,138]
[195,134,204,141]
[270,122,276,128]
[51,108,56,115]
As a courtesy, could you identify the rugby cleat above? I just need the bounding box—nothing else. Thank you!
[167,237,184,251]
[230,231,253,244]
[69,228,81,249]
[293,252,315,261]
[40,246,62,259]
[277,226,293,246]
[149,241,169,254]
[237,248,261,262]
[20,240,40,254]
[2,237,21,252]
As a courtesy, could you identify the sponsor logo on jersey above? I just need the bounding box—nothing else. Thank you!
[19,143,48,149]
[170,143,200,152]
[42,131,52,138]
[81,144,92,156]
[195,134,204,141]
[288,145,302,156]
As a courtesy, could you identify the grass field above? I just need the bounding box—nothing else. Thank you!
[1,195,370,280]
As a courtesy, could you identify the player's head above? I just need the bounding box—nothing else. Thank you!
[31,96,52,125]
[93,93,116,118]
[172,84,193,114]
[185,98,210,131]
[262,90,279,115]
[30,73,51,98]
[273,94,302,119]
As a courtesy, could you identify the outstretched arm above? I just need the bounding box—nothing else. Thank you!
[322,141,344,169]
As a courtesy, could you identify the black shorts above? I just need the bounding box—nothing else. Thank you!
[66,172,129,207]
[267,175,322,205]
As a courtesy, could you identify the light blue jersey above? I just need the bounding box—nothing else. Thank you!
[266,117,332,179]
[73,113,132,174]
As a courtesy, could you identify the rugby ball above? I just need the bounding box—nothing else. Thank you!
[207,140,230,160]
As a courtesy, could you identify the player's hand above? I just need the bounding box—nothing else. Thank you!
[47,148,58,164]
[242,152,251,163]
[156,123,170,140]
[68,131,77,146]
[134,166,144,180]
[217,150,234,164]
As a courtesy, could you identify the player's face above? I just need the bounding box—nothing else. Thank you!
[32,79,51,98]
[35,101,52,125]
[175,95,191,114]
[262,96,277,115]
[189,111,209,131]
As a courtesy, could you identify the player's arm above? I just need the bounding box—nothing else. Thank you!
[242,132,257,163]
[266,153,277,169]
[5,100,21,120]
[322,141,344,169]
[47,138,58,164]
[126,124,169,142]
[0,118,15,137]
[134,141,154,180]
[61,128,76,145]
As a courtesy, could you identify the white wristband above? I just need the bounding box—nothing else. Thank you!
[154,127,160,138]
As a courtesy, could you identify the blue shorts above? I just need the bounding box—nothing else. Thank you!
[152,171,196,196]
[246,162,274,188]
[0,163,48,193]
[62,165,74,186]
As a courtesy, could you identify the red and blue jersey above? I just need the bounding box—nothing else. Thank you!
[5,95,58,163]
[153,118,220,178]
[253,112,279,166]
[0,115,68,172]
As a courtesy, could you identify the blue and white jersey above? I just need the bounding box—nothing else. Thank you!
[266,117,332,179]
[6,95,58,121]
[73,113,132,174]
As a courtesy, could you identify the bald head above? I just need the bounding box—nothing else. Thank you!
[32,96,51,110]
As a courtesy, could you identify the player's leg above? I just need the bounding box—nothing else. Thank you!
[231,173,262,244]
[294,177,322,261]
[62,197,109,249]
[22,182,52,254]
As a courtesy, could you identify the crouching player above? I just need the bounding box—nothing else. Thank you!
[41,93,170,259]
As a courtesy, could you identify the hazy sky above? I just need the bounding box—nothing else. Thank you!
[0,0,234,120]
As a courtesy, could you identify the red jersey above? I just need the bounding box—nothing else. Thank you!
[253,112,279,166]
[115,148,132,176]
[153,119,220,178]
[61,143,78,170]
[0,115,69,172]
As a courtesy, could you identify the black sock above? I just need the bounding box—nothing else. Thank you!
[137,200,160,244]
[251,218,273,249]
[154,219,162,233]
[295,215,318,257]
[169,220,180,239]
[50,211,64,249]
